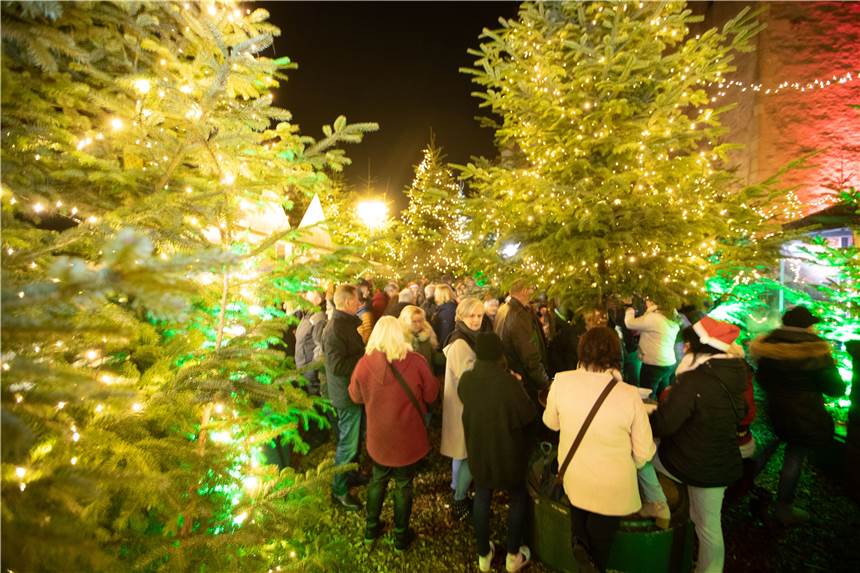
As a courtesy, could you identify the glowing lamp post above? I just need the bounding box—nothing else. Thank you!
[356,199,389,231]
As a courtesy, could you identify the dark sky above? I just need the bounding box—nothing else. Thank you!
[263,1,520,206]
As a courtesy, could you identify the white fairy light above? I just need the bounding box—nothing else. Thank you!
[133,79,151,94]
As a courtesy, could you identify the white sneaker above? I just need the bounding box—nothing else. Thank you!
[506,545,531,572]
[478,541,495,572]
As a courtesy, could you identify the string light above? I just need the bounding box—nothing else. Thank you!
[133,78,151,94]
[709,71,856,102]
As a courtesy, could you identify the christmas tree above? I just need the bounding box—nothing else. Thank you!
[1,2,375,571]
[460,1,798,309]
[396,141,467,279]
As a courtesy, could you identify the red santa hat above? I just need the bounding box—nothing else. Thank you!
[692,316,740,351]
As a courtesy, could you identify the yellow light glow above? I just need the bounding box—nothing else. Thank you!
[356,199,389,230]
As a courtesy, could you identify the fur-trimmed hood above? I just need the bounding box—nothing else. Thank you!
[750,327,834,370]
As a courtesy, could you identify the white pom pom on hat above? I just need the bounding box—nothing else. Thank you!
[692,316,740,351]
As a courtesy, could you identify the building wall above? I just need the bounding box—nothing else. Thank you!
[692,1,860,213]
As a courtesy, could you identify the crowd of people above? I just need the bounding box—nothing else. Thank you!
[286,276,844,573]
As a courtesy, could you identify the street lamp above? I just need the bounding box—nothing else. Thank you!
[356,199,389,231]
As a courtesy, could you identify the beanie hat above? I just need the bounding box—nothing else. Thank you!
[692,316,740,351]
[782,305,820,329]
[475,332,504,361]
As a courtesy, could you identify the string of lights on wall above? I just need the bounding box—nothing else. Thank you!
[709,70,857,101]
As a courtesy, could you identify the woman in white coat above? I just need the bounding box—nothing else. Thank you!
[543,326,656,572]
[440,296,485,521]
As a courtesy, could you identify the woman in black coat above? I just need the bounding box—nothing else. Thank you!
[650,317,748,573]
[459,332,536,573]
[750,306,845,525]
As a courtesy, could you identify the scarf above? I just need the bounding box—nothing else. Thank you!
[445,319,479,350]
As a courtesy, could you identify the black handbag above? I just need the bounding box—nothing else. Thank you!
[541,377,618,500]
[387,361,431,429]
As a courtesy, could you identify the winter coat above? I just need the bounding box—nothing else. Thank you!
[422,300,438,324]
[405,325,438,366]
[650,356,748,487]
[440,338,476,459]
[357,305,375,344]
[543,369,656,516]
[750,327,845,447]
[321,310,365,409]
[624,308,680,367]
[349,350,439,467]
[295,310,326,369]
[547,320,582,376]
[371,291,389,319]
[459,359,537,490]
[432,300,457,346]
[494,298,549,402]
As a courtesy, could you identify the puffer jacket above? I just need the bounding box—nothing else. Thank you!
[751,327,845,447]
[650,357,748,487]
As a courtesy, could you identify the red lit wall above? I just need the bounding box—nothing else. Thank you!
[694,1,860,214]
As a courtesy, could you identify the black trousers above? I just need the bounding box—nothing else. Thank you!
[570,505,620,572]
[640,363,674,398]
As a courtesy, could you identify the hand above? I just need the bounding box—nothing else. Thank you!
[510,370,522,381]
[645,299,658,312]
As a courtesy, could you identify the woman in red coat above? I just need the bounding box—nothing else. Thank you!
[349,316,439,551]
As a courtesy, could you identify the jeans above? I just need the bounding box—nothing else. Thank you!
[332,404,364,496]
[640,363,674,398]
[776,443,808,505]
[473,484,529,556]
[654,455,726,573]
[365,461,419,539]
[451,458,472,501]
[570,506,621,572]
[637,461,668,504]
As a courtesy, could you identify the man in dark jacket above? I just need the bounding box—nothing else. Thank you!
[750,305,846,525]
[322,284,366,510]
[494,279,549,405]
[459,332,536,572]
[294,290,326,396]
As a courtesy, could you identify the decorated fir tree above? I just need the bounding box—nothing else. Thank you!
[1,2,375,571]
[460,1,798,309]
[396,142,467,279]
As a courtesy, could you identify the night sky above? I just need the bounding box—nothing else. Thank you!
[263,1,520,206]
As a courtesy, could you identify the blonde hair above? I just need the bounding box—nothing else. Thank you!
[399,305,438,348]
[366,316,411,362]
[456,297,484,321]
[434,284,455,305]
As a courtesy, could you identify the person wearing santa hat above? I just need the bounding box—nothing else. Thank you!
[649,316,748,573]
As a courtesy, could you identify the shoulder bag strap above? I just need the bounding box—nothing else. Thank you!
[387,361,427,419]
[555,378,618,485]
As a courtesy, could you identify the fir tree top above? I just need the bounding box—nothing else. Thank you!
[461,1,798,309]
